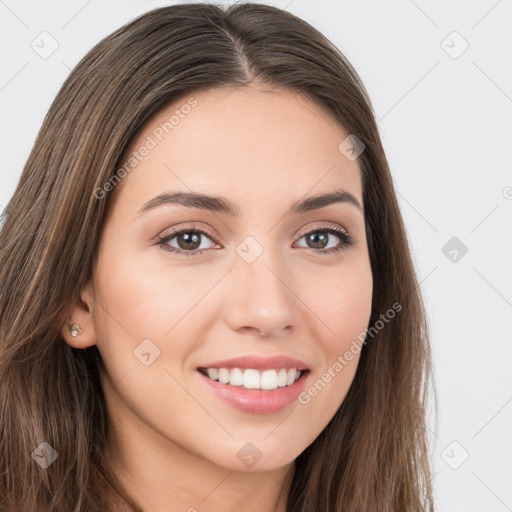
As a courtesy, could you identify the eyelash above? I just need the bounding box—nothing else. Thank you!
[155,223,353,257]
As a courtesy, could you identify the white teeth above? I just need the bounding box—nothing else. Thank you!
[218,368,230,384]
[277,369,288,387]
[261,370,278,390]
[230,367,243,386]
[202,367,304,390]
[206,368,219,381]
[286,369,298,386]
[243,369,260,389]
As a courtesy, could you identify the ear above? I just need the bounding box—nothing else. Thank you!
[58,281,98,349]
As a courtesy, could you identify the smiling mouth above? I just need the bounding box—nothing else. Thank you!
[198,367,309,391]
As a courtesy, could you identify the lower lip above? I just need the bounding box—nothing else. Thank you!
[197,370,309,414]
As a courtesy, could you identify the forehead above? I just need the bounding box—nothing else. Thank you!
[112,86,363,215]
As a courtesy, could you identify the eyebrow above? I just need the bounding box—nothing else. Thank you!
[136,188,363,218]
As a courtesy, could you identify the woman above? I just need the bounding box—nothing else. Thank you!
[0,3,436,511]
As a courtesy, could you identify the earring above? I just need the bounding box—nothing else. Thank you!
[69,323,82,338]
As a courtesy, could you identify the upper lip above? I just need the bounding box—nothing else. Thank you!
[198,355,309,371]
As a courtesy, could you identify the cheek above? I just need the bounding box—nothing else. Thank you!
[94,244,197,338]
[307,259,373,352]
[291,260,372,440]
[92,243,225,385]
[91,244,171,372]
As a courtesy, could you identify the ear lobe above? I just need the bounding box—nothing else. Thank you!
[58,283,98,349]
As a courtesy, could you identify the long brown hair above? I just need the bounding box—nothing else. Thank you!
[0,3,436,510]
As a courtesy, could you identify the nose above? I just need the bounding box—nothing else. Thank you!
[224,248,297,339]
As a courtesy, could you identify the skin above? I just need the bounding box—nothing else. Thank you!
[62,85,373,512]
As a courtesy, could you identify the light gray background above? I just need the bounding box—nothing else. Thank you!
[1,1,511,510]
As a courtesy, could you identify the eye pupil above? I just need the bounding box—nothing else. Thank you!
[307,232,328,249]
[178,232,201,250]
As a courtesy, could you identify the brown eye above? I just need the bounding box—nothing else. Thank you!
[304,231,329,249]
[175,231,202,251]
[294,226,353,255]
[156,228,220,257]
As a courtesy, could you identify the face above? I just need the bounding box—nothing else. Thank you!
[67,85,373,473]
